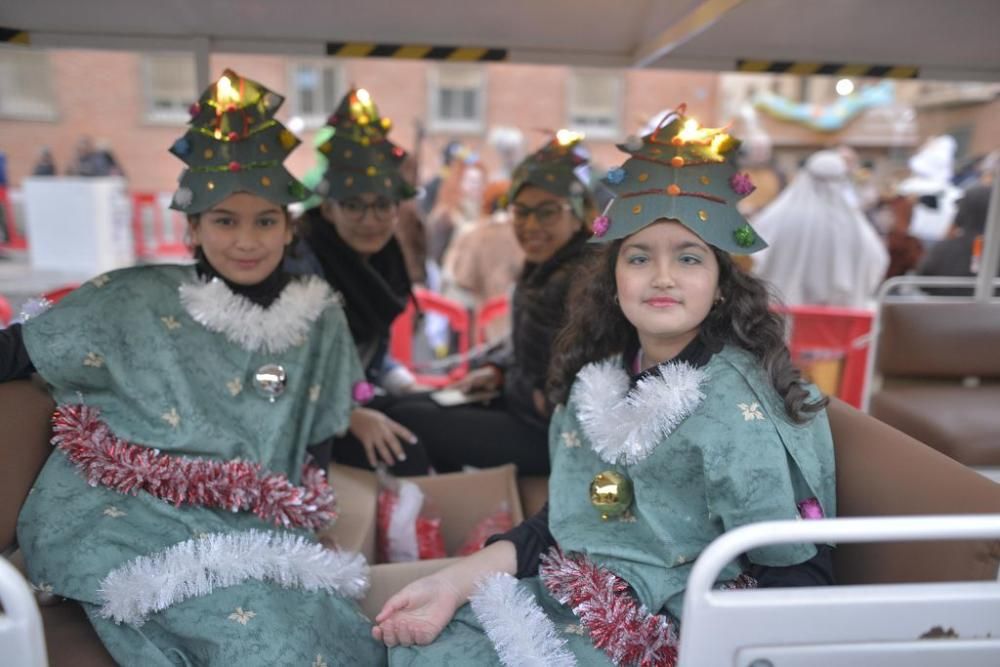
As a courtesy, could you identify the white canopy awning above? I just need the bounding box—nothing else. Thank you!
[3,0,998,297]
[3,0,1000,81]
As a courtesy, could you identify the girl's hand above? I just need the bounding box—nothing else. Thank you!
[448,366,501,394]
[373,541,517,646]
[532,389,549,417]
[349,408,417,467]
[372,575,463,647]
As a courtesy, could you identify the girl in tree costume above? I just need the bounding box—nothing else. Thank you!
[7,71,385,666]
[373,107,836,666]
[285,88,431,477]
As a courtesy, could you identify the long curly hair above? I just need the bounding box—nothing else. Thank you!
[546,240,827,423]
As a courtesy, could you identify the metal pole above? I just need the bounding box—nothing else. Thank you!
[193,38,211,93]
[975,160,1000,301]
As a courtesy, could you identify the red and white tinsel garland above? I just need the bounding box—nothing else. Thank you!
[51,404,336,530]
[540,549,756,667]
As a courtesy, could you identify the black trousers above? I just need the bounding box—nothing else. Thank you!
[382,393,551,476]
[310,395,433,477]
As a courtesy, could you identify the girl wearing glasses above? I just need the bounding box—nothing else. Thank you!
[384,132,595,475]
[286,88,431,476]
[5,71,383,665]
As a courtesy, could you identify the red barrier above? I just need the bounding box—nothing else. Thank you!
[778,305,874,409]
[0,294,11,326]
[390,288,470,388]
[42,284,79,304]
[131,192,189,259]
[475,295,511,346]
[0,186,27,251]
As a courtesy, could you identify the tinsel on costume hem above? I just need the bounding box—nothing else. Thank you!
[179,274,339,353]
[470,573,576,667]
[540,549,679,667]
[99,529,369,626]
[573,359,707,465]
[52,404,336,530]
[539,549,758,667]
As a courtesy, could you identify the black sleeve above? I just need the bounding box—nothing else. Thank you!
[0,324,36,383]
[485,502,556,579]
[748,544,836,587]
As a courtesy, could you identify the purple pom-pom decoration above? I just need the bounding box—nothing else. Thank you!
[352,381,375,404]
[730,172,756,196]
[797,497,824,520]
[592,215,611,238]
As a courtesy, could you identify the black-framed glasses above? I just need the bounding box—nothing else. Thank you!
[510,201,571,226]
[337,197,398,223]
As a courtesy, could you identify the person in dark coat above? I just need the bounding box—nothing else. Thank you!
[384,131,595,475]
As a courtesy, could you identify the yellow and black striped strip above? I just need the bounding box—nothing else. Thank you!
[326,42,507,62]
[737,60,919,79]
[0,27,30,45]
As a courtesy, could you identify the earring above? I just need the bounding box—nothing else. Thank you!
[714,295,725,305]
[613,295,620,304]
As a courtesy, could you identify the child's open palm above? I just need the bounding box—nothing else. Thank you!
[372,576,462,647]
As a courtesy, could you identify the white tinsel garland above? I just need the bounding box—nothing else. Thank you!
[99,530,369,626]
[470,573,576,667]
[179,275,339,354]
[573,358,707,465]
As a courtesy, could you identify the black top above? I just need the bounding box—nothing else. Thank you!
[0,257,291,384]
[486,231,592,431]
[0,323,33,382]
[487,336,835,590]
[286,207,412,381]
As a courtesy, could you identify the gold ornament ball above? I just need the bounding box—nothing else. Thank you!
[590,470,634,520]
[279,130,296,150]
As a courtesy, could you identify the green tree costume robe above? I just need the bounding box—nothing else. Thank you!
[17,265,386,666]
[390,346,835,666]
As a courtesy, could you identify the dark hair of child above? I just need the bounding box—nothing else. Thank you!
[546,238,828,423]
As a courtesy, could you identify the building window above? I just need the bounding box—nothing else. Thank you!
[0,48,58,121]
[567,70,623,139]
[288,60,343,129]
[428,65,485,134]
[142,53,197,124]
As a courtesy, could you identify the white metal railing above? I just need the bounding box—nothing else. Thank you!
[0,556,48,667]
[679,515,1000,667]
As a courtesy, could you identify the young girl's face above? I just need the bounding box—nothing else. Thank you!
[321,192,399,257]
[615,220,720,351]
[511,185,583,263]
[190,192,292,285]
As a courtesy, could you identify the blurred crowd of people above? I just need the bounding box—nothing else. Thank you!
[29,137,124,178]
[401,129,996,332]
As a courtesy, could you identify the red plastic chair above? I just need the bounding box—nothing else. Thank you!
[475,295,511,346]
[0,186,27,252]
[0,295,12,327]
[777,305,874,409]
[132,192,189,259]
[390,288,470,388]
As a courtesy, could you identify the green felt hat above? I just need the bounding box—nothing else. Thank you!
[169,69,309,214]
[508,130,592,220]
[313,88,415,202]
[591,105,766,254]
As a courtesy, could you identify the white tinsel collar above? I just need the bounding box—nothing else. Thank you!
[573,357,707,465]
[179,275,339,354]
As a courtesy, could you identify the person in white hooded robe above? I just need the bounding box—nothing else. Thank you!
[750,150,889,309]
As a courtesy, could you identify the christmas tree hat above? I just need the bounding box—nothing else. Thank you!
[591,104,766,254]
[509,130,592,220]
[169,69,309,214]
[313,88,415,202]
